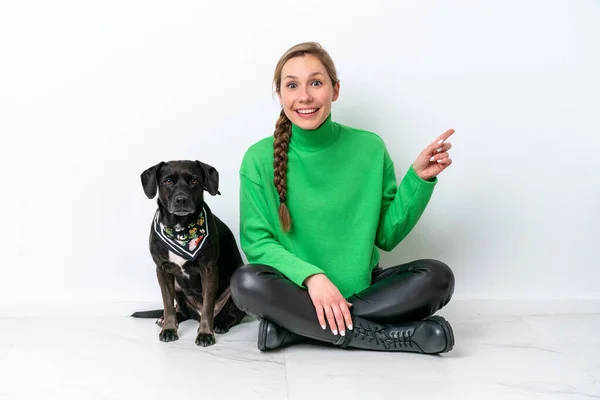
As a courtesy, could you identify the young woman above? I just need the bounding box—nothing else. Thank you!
[230,42,456,353]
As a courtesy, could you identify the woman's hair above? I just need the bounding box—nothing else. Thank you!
[272,42,339,232]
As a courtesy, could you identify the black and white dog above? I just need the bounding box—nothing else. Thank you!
[132,160,246,347]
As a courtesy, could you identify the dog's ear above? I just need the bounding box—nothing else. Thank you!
[140,162,165,199]
[196,160,220,196]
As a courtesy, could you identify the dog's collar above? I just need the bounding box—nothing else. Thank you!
[153,207,209,261]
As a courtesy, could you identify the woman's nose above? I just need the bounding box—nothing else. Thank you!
[298,86,312,102]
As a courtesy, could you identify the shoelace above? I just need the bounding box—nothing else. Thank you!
[353,322,414,350]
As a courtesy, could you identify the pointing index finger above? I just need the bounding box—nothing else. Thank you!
[436,129,455,145]
[427,129,455,154]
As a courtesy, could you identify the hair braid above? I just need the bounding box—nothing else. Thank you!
[273,109,292,232]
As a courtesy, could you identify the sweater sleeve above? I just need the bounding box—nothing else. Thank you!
[375,148,437,251]
[239,173,325,288]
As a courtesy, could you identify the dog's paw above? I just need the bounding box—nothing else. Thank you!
[195,333,216,347]
[159,328,178,342]
[214,324,230,334]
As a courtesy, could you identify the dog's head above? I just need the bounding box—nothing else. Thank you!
[140,160,220,216]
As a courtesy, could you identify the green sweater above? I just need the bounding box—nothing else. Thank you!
[239,114,437,298]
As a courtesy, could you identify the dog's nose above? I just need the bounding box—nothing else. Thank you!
[175,196,188,205]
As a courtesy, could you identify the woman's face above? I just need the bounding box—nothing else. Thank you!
[278,54,340,130]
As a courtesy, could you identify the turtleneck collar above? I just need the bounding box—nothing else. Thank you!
[290,113,340,151]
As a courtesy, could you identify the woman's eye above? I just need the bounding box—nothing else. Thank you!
[311,80,322,86]
[287,82,297,89]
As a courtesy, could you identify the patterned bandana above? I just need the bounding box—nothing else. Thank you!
[152,207,210,261]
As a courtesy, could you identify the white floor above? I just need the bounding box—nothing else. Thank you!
[0,311,599,399]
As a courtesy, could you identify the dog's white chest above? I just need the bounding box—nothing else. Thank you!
[168,251,190,278]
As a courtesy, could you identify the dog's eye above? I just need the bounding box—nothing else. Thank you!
[164,178,173,185]
[190,178,199,185]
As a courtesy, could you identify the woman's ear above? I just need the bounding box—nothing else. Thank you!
[332,81,340,102]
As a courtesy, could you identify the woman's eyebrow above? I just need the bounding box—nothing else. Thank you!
[283,72,325,80]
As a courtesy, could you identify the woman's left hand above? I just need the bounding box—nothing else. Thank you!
[413,129,455,180]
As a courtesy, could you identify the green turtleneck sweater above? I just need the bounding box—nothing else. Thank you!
[239,114,437,298]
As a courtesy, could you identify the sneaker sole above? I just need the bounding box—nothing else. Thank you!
[427,315,454,353]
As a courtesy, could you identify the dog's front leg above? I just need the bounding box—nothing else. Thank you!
[156,267,178,342]
[195,262,218,347]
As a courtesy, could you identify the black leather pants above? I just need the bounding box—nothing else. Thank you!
[230,259,455,348]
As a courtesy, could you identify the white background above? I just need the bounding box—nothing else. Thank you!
[1,0,598,315]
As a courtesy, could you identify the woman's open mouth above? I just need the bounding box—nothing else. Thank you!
[295,108,319,118]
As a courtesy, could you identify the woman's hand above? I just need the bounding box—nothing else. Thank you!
[304,273,353,336]
[413,128,455,181]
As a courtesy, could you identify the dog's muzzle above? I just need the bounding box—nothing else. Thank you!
[170,195,196,215]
